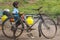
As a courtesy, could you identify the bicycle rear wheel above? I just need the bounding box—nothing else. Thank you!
[39,18,57,39]
[2,18,24,39]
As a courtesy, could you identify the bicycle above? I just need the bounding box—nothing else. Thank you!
[2,7,57,40]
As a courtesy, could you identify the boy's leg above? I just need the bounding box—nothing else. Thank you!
[16,20,21,26]
[14,15,21,27]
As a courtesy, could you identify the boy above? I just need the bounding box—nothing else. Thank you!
[12,1,20,26]
[12,1,34,38]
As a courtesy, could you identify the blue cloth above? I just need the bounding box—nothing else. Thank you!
[12,8,19,21]
[12,8,19,14]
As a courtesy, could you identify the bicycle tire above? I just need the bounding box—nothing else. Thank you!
[38,14,57,39]
[2,18,24,39]
[38,18,57,39]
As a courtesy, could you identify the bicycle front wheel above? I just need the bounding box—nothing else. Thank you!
[2,18,24,38]
[39,18,57,39]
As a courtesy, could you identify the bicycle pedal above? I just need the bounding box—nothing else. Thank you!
[27,28,36,32]
[30,28,36,30]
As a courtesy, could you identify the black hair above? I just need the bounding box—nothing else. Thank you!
[13,1,19,8]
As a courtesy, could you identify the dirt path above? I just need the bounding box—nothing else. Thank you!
[0,23,60,40]
[0,16,60,40]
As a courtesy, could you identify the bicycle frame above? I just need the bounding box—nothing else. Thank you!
[10,6,44,31]
[10,6,43,31]
[24,14,44,30]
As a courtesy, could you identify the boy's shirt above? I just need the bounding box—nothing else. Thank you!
[12,8,19,21]
[12,8,19,15]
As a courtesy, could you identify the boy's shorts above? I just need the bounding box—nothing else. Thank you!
[14,14,19,21]
[14,14,21,26]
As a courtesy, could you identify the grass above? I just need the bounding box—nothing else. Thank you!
[0,0,60,19]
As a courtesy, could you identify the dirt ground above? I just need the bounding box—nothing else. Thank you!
[0,16,60,40]
[0,23,60,40]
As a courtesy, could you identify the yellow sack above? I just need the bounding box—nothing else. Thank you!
[1,15,8,22]
[26,16,34,25]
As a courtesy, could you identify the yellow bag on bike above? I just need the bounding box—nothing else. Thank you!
[26,16,34,25]
[1,15,8,22]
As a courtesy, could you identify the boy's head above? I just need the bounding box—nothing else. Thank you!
[13,1,19,8]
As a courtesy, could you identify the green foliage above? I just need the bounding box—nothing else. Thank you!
[0,0,60,18]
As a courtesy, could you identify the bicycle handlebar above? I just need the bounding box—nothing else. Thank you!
[32,6,43,11]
